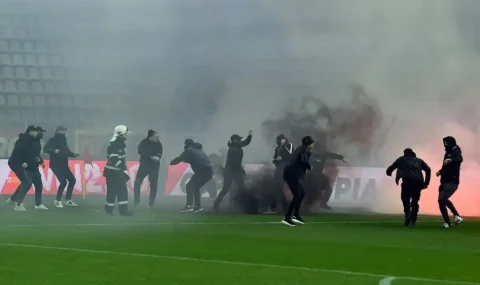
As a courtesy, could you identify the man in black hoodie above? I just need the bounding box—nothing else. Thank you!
[213,130,252,212]
[268,134,293,213]
[171,139,213,213]
[386,148,431,227]
[7,125,48,211]
[282,136,314,226]
[44,126,79,208]
[436,136,464,228]
[133,130,163,208]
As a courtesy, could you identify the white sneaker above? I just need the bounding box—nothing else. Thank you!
[6,197,14,204]
[64,200,78,207]
[54,200,64,208]
[35,204,49,210]
[441,223,451,229]
[14,203,27,211]
[455,216,464,224]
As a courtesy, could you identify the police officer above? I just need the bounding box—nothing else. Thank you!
[170,139,213,213]
[44,126,79,208]
[133,130,163,208]
[103,125,132,216]
[436,136,464,228]
[386,148,431,227]
[268,134,293,213]
[213,130,252,212]
[282,136,314,226]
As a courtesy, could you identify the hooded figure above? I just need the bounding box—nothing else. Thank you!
[281,136,314,226]
[436,136,464,228]
[44,126,79,208]
[170,139,213,213]
[266,134,294,213]
[386,148,431,227]
[133,129,163,208]
[103,125,132,216]
[213,131,252,212]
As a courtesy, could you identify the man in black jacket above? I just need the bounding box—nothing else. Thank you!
[44,126,79,208]
[133,130,163,208]
[436,136,464,228]
[386,148,431,227]
[282,136,314,226]
[7,125,48,211]
[268,134,293,213]
[171,139,213,213]
[213,130,252,212]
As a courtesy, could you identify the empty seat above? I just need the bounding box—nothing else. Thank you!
[60,96,72,107]
[69,82,81,94]
[53,68,66,80]
[10,41,22,52]
[20,95,33,108]
[15,67,27,78]
[23,42,35,53]
[50,55,62,66]
[12,54,25,65]
[47,96,60,107]
[14,28,27,39]
[41,68,53,79]
[20,110,34,123]
[7,94,20,107]
[56,82,69,94]
[35,42,48,53]
[34,95,46,107]
[31,81,44,93]
[18,81,30,93]
[5,80,17,92]
[35,112,48,123]
[29,67,40,79]
[3,66,14,78]
[0,95,6,107]
[68,68,82,80]
[0,41,8,52]
[2,27,14,38]
[44,81,55,93]
[48,112,61,123]
[25,54,37,65]
[37,55,49,66]
[0,54,12,65]
[0,81,3,91]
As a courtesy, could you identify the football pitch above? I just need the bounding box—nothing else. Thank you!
[0,199,479,285]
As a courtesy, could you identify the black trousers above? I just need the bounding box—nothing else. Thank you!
[214,169,247,209]
[186,168,213,207]
[438,182,459,224]
[52,166,76,201]
[11,168,43,206]
[400,181,423,223]
[133,164,159,206]
[284,174,305,219]
[104,169,130,215]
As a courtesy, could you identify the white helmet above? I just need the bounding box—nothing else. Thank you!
[110,125,129,141]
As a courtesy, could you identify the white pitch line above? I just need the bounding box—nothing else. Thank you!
[380,276,396,285]
[0,242,477,285]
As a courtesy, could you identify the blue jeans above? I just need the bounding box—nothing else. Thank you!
[11,168,43,206]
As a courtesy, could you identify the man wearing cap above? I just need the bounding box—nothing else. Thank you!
[44,126,79,208]
[170,139,213,213]
[386,148,431,227]
[213,130,252,212]
[281,136,314,226]
[133,130,163,209]
[7,125,48,211]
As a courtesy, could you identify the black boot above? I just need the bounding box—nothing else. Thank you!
[119,204,133,216]
[105,204,114,215]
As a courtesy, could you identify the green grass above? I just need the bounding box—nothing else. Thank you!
[1,199,479,285]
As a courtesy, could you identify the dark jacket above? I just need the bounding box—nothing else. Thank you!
[138,138,163,168]
[273,142,294,168]
[44,134,76,169]
[170,143,212,173]
[439,137,463,184]
[105,138,127,172]
[225,135,252,173]
[8,133,42,172]
[284,145,312,179]
[311,151,344,174]
[386,152,431,186]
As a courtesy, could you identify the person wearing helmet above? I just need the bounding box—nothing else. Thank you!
[103,125,132,216]
[267,134,294,214]
[386,148,431,227]
[281,136,314,226]
[170,138,213,213]
[436,136,464,228]
[213,130,252,212]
